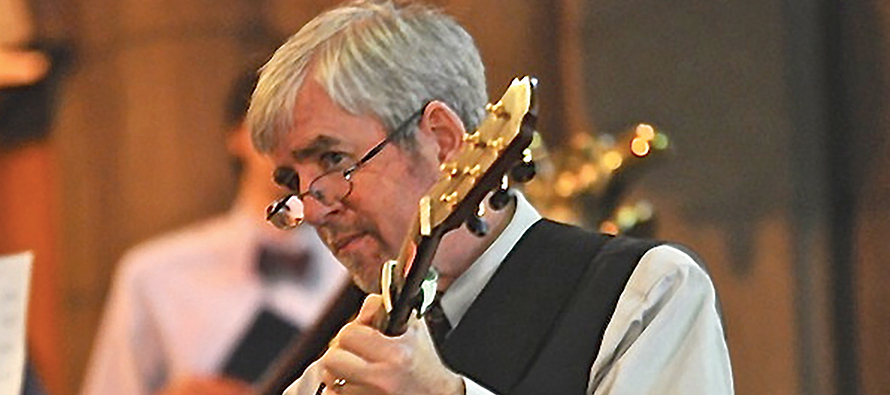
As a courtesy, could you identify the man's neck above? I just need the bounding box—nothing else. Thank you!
[431,196,517,291]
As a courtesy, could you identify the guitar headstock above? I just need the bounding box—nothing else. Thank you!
[382,76,538,335]
[421,76,538,237]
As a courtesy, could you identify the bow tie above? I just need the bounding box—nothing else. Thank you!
[256,246,312,281]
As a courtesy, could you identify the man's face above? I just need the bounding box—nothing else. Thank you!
[270,80,440,292]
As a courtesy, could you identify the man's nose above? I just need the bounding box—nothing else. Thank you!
[300,194,340,226]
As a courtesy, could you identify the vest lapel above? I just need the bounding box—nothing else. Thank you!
[440,220,611,393]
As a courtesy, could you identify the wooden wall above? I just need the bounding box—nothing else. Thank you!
[576,1,815,393]
[0,143,64,395]
[856,152,890,395]
[54,0,258,390]
[851,2,890,394]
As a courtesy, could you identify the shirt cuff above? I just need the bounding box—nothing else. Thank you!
[463,376,497,395]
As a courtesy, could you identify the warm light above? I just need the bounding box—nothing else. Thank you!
[635,123,656,140]
[549,205,578,224]
[0,49,50,87]
[570,133,592,150]
[599,221,620,235]
[603,151,623,170]
[555,173,577,197]
[578,163,599,185]
[631,137,651,157]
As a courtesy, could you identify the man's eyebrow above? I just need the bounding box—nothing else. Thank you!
[291,135,341,161]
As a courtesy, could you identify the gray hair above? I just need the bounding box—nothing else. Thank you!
[248,0,488,153]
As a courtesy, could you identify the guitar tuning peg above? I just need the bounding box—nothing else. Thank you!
[510,160,537,183]
[466,214,489,237]
[489,188,512,211]
[490,174,512,210]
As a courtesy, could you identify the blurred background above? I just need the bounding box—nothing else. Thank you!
[0,0,887,394]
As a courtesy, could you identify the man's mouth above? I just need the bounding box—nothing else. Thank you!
[331,233,366,254]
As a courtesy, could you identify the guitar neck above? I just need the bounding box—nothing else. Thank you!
[384,234,443,336]
[251,281,366,395]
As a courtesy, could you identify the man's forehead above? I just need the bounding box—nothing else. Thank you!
[280,79,389,163]
[283,81,348,162]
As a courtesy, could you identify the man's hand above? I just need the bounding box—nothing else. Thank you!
[317,294,465,395]
[154,377,251,395]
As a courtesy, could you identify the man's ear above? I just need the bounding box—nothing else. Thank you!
[418,100,465,163]
[225,121,252,160]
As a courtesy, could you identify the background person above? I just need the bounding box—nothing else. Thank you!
[80,69,347,395]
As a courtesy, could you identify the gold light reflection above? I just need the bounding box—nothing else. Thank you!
[635,123,655,140]
[603,151,623,170]
[522,123,670,233]
[578,163,599,185]
[631,137,651,157]
[556,173,577,197]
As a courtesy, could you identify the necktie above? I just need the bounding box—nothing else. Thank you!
[424,292,451,350]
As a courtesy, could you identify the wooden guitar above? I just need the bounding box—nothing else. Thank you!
[252,76,538,394]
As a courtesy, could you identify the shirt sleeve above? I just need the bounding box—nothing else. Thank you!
[80,257,166,395]
[589,245,734,395]
[282,360,324,395]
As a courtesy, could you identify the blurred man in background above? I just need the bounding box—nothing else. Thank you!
[80,69,346,395]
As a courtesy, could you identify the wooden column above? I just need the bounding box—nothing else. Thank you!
[0,143,64,395]
[55,0,269,391]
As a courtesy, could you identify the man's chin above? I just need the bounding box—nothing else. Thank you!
[337,255,384,294]
[351,273,382,294]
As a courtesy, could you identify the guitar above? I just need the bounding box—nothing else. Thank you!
[252,76,538,394]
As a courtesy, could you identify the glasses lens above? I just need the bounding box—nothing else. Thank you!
[266,194,304,229]
[308,168,354,206]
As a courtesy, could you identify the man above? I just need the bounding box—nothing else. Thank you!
[249,1,733,394]
[81,70,347,395]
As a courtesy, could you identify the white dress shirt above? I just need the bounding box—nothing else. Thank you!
[284,194,733,395]
[81,204,347,395]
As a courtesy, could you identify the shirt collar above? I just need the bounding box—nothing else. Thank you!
[440,191,541,327]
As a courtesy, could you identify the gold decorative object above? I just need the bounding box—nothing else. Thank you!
[523,123,671,234]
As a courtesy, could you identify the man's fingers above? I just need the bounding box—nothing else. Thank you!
[336,320,399,362]
[356,294,387,326]
[320,346,366,378]
[318,347,381,394]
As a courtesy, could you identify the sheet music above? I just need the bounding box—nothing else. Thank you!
[0,251,32,395]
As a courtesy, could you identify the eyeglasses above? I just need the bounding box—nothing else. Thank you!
[266,105,427,229]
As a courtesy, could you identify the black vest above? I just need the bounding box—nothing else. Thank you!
[439,219,659,394]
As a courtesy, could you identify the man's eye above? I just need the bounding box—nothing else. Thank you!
[273,166,300,191]
[319,151,348,170]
